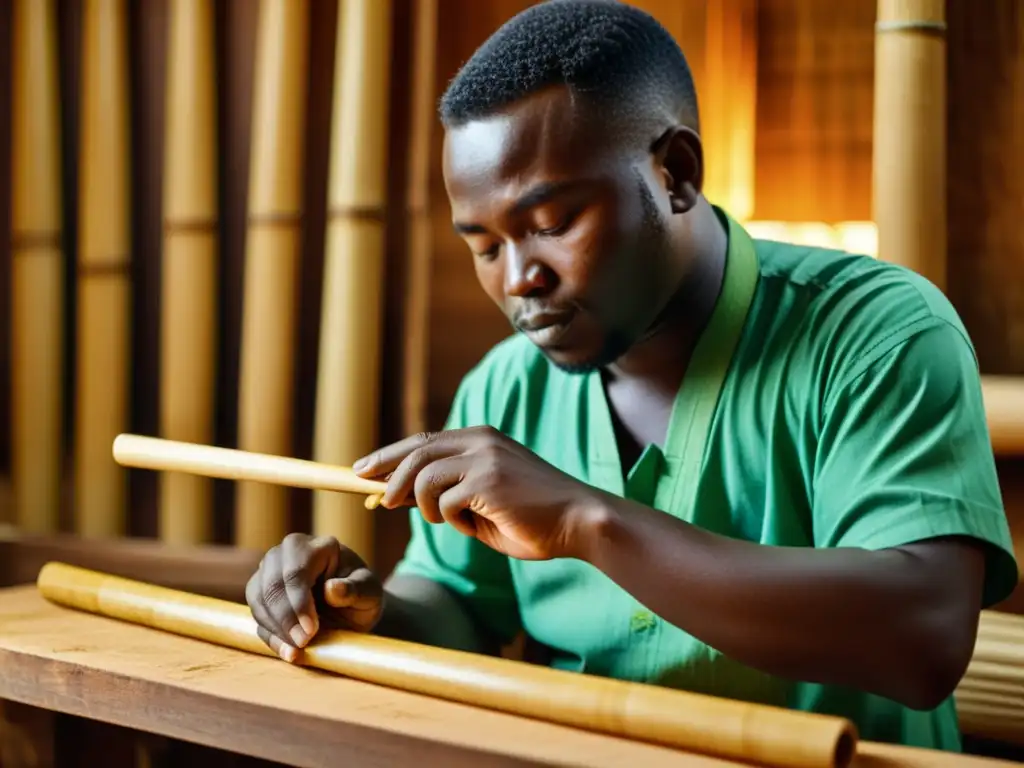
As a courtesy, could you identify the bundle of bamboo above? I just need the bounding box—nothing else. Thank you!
[957,610,1024,745]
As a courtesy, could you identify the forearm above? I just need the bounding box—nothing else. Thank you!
[374,573,501,655]
[576,494,982,709]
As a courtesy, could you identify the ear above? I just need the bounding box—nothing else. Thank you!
[651,126,703,214]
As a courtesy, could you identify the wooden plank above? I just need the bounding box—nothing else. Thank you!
[0,585,1016,768]
[0,529,260,602]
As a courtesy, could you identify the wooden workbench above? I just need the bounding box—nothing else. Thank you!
[0,584,1017,768]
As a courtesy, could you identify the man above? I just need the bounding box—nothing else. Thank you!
[246,0,1018,750]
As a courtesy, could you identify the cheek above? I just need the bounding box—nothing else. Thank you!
[473,259,508,308]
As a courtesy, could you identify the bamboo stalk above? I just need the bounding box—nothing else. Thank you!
[74,0,131,539]
[400,0,437,439]
[872,0,946,289]
[981,376,1024,456]
[236,0,310,550]
[113,434,387,506]
[311,0,393,561]
[10,0,64,534]
[36,562,859,768]
[160,0,220,545]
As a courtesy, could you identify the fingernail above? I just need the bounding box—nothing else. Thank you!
[279,644,297,663]
[289,625,307,648]
[352,456,367,471]
[299,614,316,637]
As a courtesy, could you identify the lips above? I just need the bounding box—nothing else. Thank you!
[517,310,576,346]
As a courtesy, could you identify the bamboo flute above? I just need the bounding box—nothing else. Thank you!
[400,0,437,439]
[36,562,858,768]
[311,0,393,561]
[113,434,387,509]
[236,0,310,550]
[74,0,131,539]
[872,0,946,289]
[160,0,220,545]
[10,0,64,534]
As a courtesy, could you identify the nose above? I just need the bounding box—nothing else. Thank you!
[504,243,555,298]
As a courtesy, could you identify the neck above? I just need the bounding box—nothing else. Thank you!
[605,199,728,390]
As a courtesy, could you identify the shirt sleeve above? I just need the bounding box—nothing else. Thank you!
[389,373,522,645]
[813,320,1019,608]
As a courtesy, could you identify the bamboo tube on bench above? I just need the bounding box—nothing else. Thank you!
[236,0,309,550]
[11,0,64,534]
[160,0,220,545]
[74,0,131,539]
[312,0,393,561]
[36,562,858,768]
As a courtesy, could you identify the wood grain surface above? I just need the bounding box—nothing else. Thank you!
[0,585,1017,768]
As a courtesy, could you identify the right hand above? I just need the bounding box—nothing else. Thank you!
[245,533,384,662]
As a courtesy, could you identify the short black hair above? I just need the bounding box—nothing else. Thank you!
[439,0,699,140]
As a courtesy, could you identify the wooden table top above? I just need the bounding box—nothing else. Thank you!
[0,585,1016,768]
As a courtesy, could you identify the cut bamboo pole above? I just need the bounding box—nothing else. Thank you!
[37,562,860,768]
[11,0,64,534]
[74,0,131,539]
[872,0,946,290]
[312,0,393,561]
[236,0,310,550]
[160,0,219,545]
[400,0,437,439]
[112,434,387,507]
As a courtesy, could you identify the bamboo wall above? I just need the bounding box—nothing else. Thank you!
[0,0,1021,592]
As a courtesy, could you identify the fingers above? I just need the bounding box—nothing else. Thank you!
[323,567,385,632]
[246,534,342,662]
[353,426,497,485]
[437,482,480,539]
[404,454,468,524]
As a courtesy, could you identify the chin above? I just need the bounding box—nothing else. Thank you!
[537,340,625,375]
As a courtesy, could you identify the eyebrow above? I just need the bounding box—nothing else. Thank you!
[452,180,580,235]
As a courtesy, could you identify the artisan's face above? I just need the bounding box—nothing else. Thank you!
[442,86,684,372]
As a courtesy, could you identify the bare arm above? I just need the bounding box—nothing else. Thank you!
[574,495,986,710]
[376,573,503,655]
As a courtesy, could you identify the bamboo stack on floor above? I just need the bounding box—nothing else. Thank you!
[10,0,64,535]
[956,610,1024,745]
[159,0,220,545]
[312,0,393,562]
[235,0,310,551]
[74,0,132,539]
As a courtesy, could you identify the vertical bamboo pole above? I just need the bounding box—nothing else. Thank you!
[873,0,946,289]
[312,0,393,561]
[700,0,758,222]
[75,0,131,539]
[236,0,309,550]
[11,0,64,534]
[159,0,219,545]
[400,0,437,439]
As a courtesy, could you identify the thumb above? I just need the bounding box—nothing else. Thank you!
[323,567,381,610]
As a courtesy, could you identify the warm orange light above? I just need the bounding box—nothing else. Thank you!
[743,221,878,258]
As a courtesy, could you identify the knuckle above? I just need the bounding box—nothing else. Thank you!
[281,567,308,588]
[282,532,308,550]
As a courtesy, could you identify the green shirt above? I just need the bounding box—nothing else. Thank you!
[393,208,1018,750]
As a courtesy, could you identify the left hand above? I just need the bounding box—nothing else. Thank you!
[352,426,604,561]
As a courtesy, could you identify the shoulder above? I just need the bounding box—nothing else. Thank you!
[749,238,977,400]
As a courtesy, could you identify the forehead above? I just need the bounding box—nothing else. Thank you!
[442,88,620,208]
